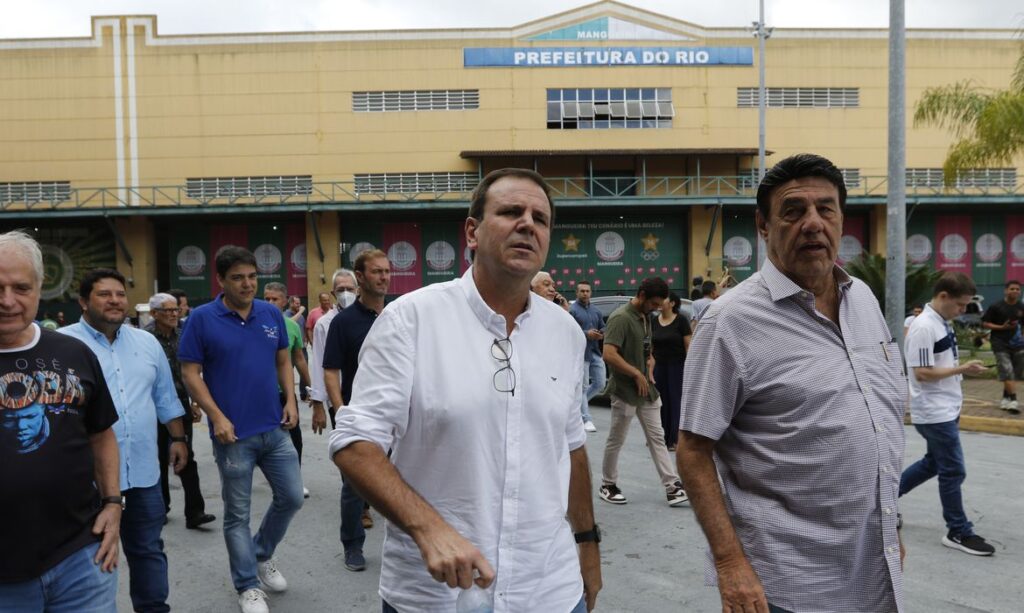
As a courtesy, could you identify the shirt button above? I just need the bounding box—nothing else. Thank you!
[882,466,890,474]
[887,546,896,554]
[884,507,892,514]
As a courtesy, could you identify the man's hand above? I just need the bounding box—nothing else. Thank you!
[632,371,650,397]
[310,401,328,435]
[92,505,121,572]
[189,402,202,423]
[579,543,602,611]
[899,532,906,570]
[211,416,238,444]
[715,556,768,613]
[414,523,495,589]
[585,329,603,341]
[281,399,298,430]
[169,441,188,474]
[962,360,988,375]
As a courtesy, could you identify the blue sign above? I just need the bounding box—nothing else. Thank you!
[464,47,753,68]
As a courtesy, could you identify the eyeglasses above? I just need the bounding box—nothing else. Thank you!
[491,337,516,396]
[153,308,181,314]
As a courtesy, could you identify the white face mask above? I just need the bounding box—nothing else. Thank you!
[336,290,357,309]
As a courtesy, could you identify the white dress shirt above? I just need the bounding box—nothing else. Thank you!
[308,306,340,403]
[329,268,588,613]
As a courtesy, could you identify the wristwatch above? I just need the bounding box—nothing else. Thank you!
[101,495,126,510]
[169,436,187,443]
[574,524,601,544]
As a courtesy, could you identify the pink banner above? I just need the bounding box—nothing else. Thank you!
[382,223,423,295]
[837,216,866,266]
[1006,216,1024,281]
[208,225,249,297]
[934,215,972,273]
[285,223,307,297]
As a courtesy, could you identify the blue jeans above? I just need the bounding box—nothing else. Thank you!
[122,483,170,612]
[580,354,606,423]
[899,418,973,537]
[0,541,117,612]
[340,477,366,553]
[382,593,586,612]
[212,427,305,592]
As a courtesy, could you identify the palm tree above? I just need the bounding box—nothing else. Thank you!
[845,253,944,310]
[913,42,1024,184]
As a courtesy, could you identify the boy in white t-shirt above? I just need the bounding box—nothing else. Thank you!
[900,272,994,556]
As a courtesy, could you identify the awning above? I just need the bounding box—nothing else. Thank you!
[460,148,770,158]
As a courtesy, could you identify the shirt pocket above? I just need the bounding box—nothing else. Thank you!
[851,340,905,405]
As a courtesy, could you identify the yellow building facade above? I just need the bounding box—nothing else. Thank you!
[1,1,1021,313]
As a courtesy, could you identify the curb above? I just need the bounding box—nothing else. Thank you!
[959,415,1024,437]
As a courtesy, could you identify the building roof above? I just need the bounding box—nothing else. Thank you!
[460,148,770,158]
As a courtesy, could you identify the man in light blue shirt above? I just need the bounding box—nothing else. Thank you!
[569,280,605,432]
[62,268,187,613]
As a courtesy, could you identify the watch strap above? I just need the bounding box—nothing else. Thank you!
[101,496,124,509]
[169,436,187,443]
[574,524,601,544]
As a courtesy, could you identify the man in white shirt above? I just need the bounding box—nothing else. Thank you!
[307,268,358,433]
[330,168,601,613]
[901,272,994,556]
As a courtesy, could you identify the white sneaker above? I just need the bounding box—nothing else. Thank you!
[1000,397,1012,410]
[583,421,597,433]
[238,588,269,613]
[302,486,310,499]
[1008,399,1019,412]
[257,559,287,592]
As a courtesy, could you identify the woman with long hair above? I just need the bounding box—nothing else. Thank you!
[650,292,691,451]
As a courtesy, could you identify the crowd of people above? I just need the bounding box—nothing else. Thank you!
[0,154,1008,613]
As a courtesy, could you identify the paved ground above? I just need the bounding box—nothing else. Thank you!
[118,400,1023,612]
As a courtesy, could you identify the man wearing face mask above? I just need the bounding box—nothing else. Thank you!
[308,268,358,434]
[598,277,687,508]
[323,249,391,572]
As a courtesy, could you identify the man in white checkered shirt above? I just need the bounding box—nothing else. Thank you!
[679,153,906,613]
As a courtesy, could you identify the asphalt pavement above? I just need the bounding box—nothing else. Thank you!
[122,402,1024,612]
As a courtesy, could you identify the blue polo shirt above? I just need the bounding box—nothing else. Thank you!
[178,295,289,440]
[322,299,379,405]
[569,300,605,359]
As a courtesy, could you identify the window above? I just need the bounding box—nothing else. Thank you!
[354,172,478,195]
[547,88,673,129]
[185,176,313,200]
[0,181,71,203]
[905,168,1016,189]
[840,169,861,189]
[737,88,859,108]
[353,90,480,112]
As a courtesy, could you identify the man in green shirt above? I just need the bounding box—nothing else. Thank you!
[263,282,312,498]
[599,277,687,507]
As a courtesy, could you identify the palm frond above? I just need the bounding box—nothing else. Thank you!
[913,82,990,138]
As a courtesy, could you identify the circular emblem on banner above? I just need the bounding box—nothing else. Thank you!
[349,242,375,266]
[425,241,455,271]
[290,244,307,272]
[388,241,417,272]
[975,233,1003,263]
[839,235,864,263]
[176,245,206,277]
[939,234,968,262]
[1011,234,1024,261]
[253,244,282,274]
[723,237,753,267]
[906,234,933,265]
[595,232,625,262]
[40,244,74,301]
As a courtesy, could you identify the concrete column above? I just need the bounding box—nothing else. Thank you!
[113,216,157,310]
[306,211,341,299]
[689,206,723,281]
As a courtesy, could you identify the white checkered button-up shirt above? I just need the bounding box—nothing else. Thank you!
[682,259,906,613]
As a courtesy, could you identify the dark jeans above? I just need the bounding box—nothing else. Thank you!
[652,359,683,448]
[157,417,206,520]
[280,392,303,464]
[122,484,170,612]
[768,605,793,613]
[899,418,974,537]
[341,477,367,553]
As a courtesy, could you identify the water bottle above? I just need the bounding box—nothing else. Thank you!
[455,583,494,613]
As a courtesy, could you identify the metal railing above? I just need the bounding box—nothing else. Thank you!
[2,175,1023,215]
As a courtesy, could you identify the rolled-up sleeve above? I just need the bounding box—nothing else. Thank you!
[328,306,416,458]
[680,316,746,441]
[565,326,587,451]
[309,316,331,403]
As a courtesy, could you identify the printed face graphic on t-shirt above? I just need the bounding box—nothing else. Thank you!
[0,361,85,454]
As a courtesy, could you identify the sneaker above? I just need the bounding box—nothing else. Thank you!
[238,588,269,613]
[599,484,627,505]
[344,549,367,571]
[999,397,1012,410]
[361,508,374,529]
[667,483,689,507]
[942,532,995,556]
[302,487,310,499]
[583,421,598,433]
[1008,399,1020,414]
[257,559,287,592]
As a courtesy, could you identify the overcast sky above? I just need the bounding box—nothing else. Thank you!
[2,0,1023,39]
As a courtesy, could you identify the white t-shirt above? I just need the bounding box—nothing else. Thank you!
[903,315,916,330]
[904,303,962,424]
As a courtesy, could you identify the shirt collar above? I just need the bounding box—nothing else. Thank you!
[458,267,533,337]
[351,298,379,318]
[77,316,122,344]
[922,302,949,325]
[760,258,853,303]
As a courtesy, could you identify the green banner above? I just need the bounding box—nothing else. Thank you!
[972,214,1005,286]
[906,214,936,268]
[721,212,758,282]
[248,225,288,287]
[169,226,210,299]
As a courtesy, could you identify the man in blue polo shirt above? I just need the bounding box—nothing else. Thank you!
[323,248,390,573]
[569,280,604,433]
[179,247,304,613]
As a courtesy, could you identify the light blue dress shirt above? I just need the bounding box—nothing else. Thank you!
[61,319,184,491]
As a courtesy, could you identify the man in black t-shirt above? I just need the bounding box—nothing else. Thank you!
[982,280,1024,414]
[0,230,122,610]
